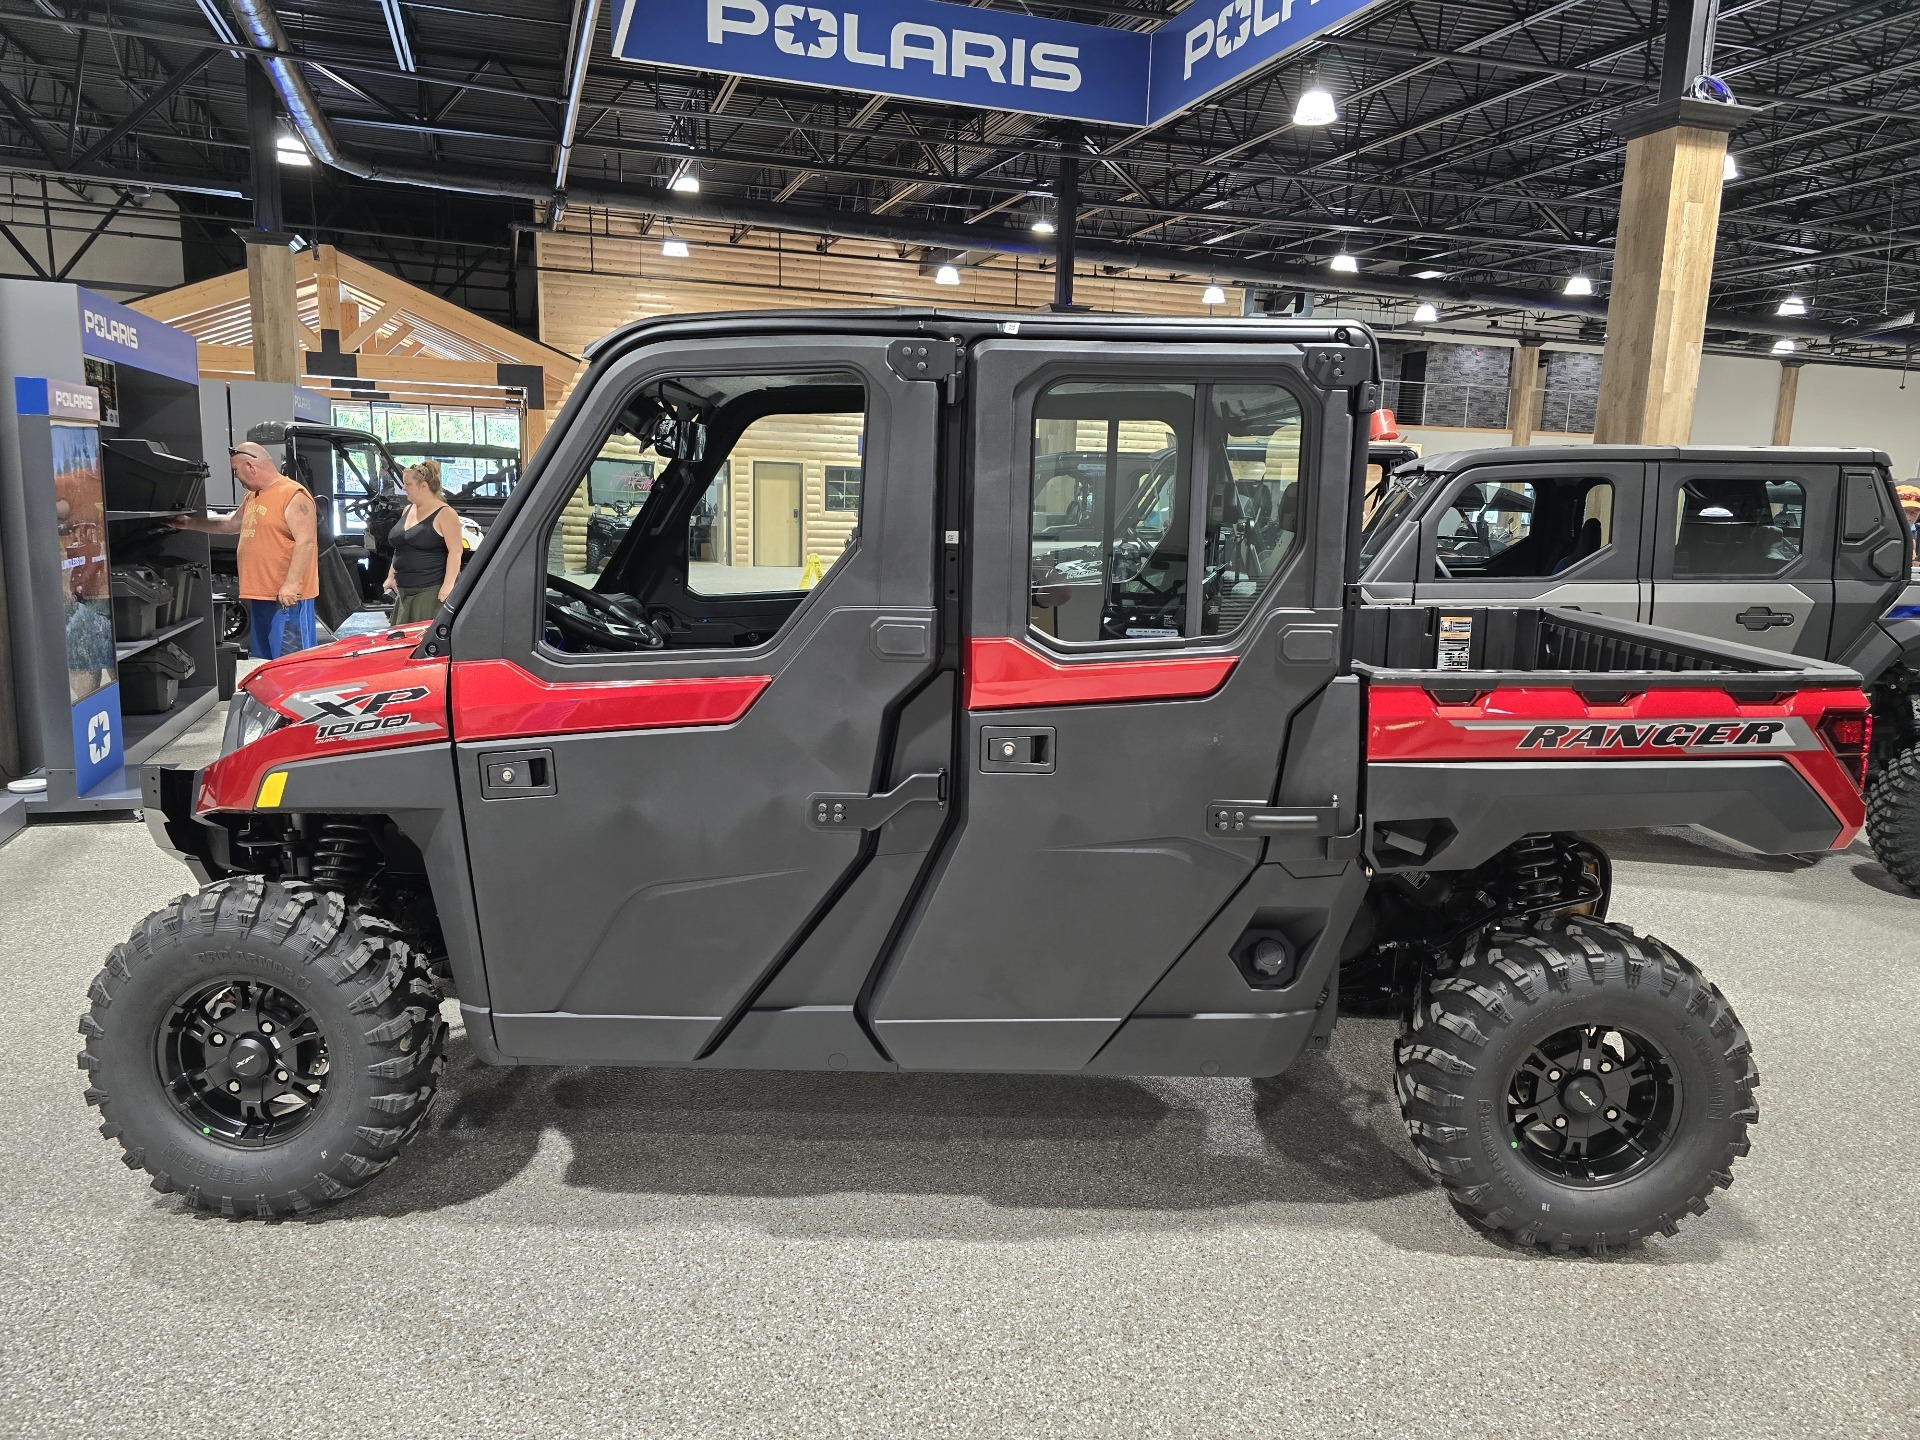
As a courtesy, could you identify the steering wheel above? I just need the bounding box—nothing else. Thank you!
[1435,556,1453,579]
[544,572,666,651]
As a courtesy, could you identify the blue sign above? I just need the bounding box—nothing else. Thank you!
[613,0,1381,128]
[616,0,1151,124]
[13,375,101,421]
[1150,0,1379,120]
[76,288,199,385]
[70,682,122,796]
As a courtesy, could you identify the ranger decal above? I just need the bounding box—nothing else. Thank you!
[1456,717,1821,752]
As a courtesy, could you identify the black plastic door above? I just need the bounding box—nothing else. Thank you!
[448,332,944,1064]
[1411,459,1647,620]
[867,336,1363,1072]
[1649,459,1838,656]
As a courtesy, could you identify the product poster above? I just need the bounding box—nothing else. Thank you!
[49,418,122,791]
[84,356,119,428]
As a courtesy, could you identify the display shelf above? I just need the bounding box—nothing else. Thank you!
[19,684,217,813]
[115,615,205,662]
[122,683,216,766]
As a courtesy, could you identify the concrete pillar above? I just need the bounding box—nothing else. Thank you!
[1593,108,1748,443]
[1772,359,1801,445]
[245,236,299,383]
[1508,342,1542,446]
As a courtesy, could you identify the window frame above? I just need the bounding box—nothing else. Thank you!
[1420,469,1627,584]
[525,363,875,665]
[823,464,862,513]
[1019,369,1315,653]
[1667,474,1807,581]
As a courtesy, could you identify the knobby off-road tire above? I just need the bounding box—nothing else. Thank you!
[1395,916,1758,1255]
[1866,744,1920,894]
[79,876,447,1218]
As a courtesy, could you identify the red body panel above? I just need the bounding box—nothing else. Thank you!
[966,636,1236,710]
[449,658,771,741]
[198,633,451,815]
[1368,682,1870,846]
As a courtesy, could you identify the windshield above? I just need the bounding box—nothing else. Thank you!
[1358,468,1441,570]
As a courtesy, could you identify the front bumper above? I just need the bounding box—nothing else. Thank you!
[141,764,220,883]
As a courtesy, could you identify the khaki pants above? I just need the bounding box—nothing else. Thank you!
[388,586,440,625]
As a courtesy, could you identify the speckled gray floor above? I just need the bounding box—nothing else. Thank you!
[1,743,1916,1435]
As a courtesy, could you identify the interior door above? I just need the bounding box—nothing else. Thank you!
[1649,459,1837,655]
[447,332,944,1064]
[1412,459,1646,620]
[752,460,802,566]
[867,336,1361,1072]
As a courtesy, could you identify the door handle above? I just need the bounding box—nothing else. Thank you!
[479,747,556,799]
[809,771,946,830]
[1735,606,1795,631]
[980,725,1055,773]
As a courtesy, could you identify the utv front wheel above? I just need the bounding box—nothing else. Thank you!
[79,877,446,1217]
[1396,917,1758,1254]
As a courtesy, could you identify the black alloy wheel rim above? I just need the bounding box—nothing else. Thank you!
[157,979,331,1147]
[1505,1024,1680,1185]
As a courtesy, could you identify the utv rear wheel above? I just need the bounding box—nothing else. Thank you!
[78,877,446,1217]
[1866,744,1920,894]
[1395,917,1757,1255]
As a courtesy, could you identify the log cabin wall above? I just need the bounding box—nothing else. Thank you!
[534,214,1247,577]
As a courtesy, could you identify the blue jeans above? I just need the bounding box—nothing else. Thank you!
[247,599,317,659]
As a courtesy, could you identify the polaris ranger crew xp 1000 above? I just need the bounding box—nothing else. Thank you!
[88,312,1874,1254]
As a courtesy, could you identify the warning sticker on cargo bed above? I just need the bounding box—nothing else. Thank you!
[1436,613,1474,670]
[1455,717,1822,752]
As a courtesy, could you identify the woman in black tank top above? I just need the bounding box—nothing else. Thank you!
[383,460,464,625]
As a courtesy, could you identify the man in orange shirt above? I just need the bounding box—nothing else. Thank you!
[170,441,319,658]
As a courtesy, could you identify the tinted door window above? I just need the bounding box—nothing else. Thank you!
[1671,477,1804,577]
[1434,476,1613,579]
[540,370,866,650]
[1027,379,1304,643]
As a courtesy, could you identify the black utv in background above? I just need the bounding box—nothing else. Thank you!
[1357,446,1920,883]
[88,311,1875,1256]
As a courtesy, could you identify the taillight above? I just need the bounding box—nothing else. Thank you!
[1818,709,1871,789]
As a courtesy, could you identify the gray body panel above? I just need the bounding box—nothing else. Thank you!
[1366,759,1843,868]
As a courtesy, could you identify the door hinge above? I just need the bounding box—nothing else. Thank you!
[810,770,947,830]
[888,338,959,382]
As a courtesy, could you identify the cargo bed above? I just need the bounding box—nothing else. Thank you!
[1351,606,1870,869]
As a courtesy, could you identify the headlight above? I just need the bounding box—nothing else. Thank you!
[221,692,284,756]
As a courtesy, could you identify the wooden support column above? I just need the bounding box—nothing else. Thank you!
[1508,341,1542,446]
[245,237,299,383]
[1594,0,1753,444]
[1772,360,1801,444]
[242,60,298,383]
[1593,111,1748,443]
[316,243,342,345]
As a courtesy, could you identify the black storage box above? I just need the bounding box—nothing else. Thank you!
[119,641,196,715]
[102,437,208,514]
[109,565,168,641]
[146,555,204,627]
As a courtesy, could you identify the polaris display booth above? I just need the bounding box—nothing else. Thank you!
[0,280,215,822]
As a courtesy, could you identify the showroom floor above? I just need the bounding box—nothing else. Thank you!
[1,712,1915,1436]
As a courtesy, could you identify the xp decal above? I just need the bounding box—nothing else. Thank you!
[283,684,438,742]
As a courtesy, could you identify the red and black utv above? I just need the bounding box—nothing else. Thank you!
[84,311,1873,1252]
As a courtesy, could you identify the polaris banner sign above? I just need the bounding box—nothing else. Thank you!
[612,0,1381,128]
